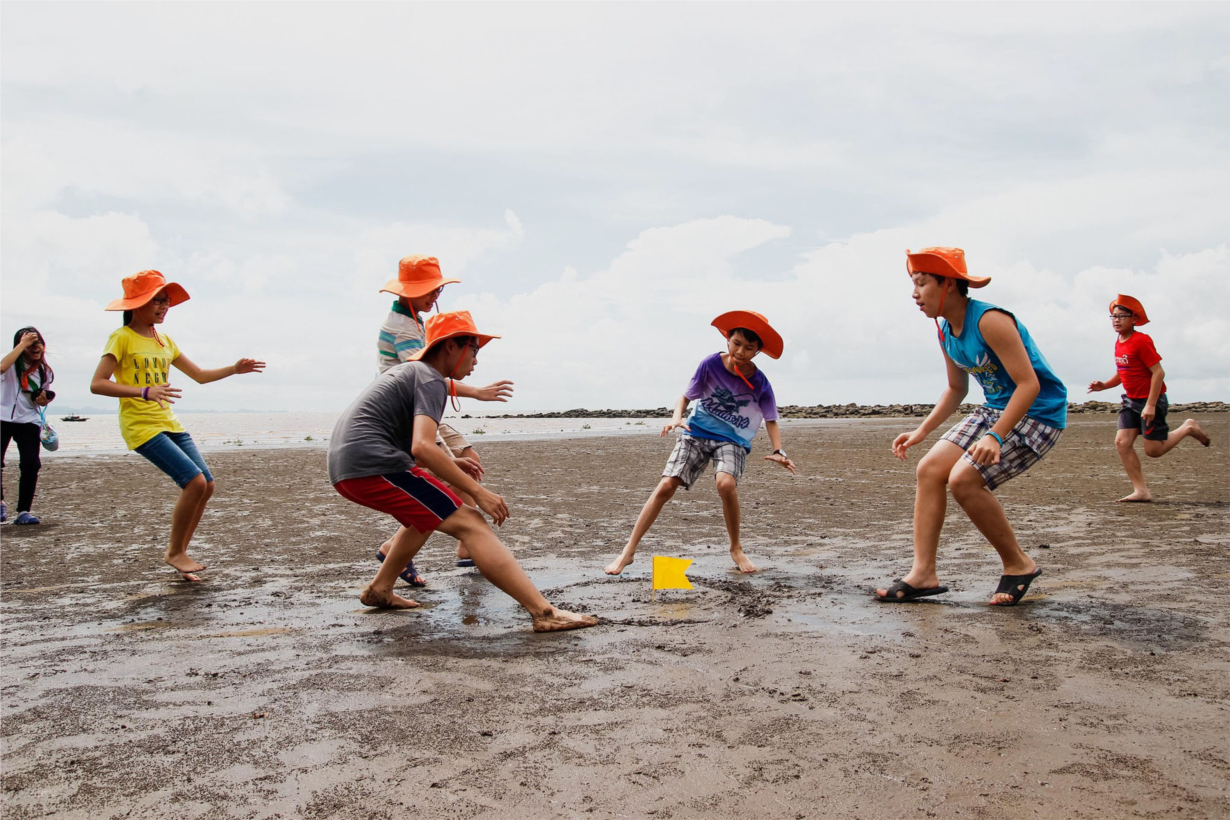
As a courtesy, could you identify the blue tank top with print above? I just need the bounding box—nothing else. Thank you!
[940,299,1068,429]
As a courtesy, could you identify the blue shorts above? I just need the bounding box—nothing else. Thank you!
[135,431,213,488]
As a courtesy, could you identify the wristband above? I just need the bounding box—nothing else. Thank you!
[986,430,1004,446]
[142,387,150,401]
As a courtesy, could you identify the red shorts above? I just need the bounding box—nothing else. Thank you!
[333,468,463,533]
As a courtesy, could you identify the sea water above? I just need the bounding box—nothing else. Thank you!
[39,413,672,457]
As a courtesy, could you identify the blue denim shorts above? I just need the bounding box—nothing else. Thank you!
[135,431,213,488]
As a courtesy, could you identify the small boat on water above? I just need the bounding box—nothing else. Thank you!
[60,415,88,422]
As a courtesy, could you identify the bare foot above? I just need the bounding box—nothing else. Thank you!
[1185,419,1211,447]
[730,548,757,574]
[165,552,206,581]
[604,551,635,575]
[1117,490,1153,503]
[359,585,420,609]
[532,607,600,632]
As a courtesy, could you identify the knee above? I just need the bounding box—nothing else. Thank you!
[1142,442,1164,459]
[450,505,489,536]
[183,473,208,497]
[948,471,984,502]
[916,457,949,487]
[715,473,737,498]
[1115,434,1135,455]
[655,478,680,500]
[203,479,216,499]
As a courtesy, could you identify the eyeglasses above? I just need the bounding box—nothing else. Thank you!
[149,294,172,306]
[1109,313,1133,320]
[467,342,481,354]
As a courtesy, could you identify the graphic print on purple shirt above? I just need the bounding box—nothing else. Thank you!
[683,353,778,452]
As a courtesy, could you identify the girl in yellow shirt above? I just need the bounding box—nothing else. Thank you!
[90,270,265,581]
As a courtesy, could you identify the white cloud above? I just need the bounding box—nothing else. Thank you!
[2,4,1227,413]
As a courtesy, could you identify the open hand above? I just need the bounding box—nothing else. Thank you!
[475,488,510,527]
[891,429,927,461]
[661,420,690,437]
[17,332,39,351]
[454,456,485,481]
[1087,380,1108,393]
[146,383,182,408]
[473,380,514,402]
[764,453,797,474]
[234,358,265,375]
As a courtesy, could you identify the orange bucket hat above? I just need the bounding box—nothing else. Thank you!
[712,310,783,359]
[104,270,190,311]
[380,255,461,299]
[905,247,991,288]
[1109,294,1149,326]
[407,310,499,361]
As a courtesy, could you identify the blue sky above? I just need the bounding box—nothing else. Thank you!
[3,3,1227,412]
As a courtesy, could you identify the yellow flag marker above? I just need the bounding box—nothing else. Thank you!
[652,555,694,592]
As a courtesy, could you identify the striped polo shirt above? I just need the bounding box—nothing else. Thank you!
[376,301,426,374]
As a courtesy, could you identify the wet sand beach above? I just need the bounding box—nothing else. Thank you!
[2,415,1228,819]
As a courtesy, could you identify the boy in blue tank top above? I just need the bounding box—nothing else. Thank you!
[604,311,797,576]
[876,247,1067,606]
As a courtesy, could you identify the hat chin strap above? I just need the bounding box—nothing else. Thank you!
[934,281,948,345]
[446,347,464,412]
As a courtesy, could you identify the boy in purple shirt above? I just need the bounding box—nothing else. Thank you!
[605,311,796,576]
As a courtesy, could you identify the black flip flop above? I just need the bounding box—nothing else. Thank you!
[875,579,949,602]
[990,568,1042,606]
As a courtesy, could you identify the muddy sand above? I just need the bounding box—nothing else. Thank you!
[2,415,1228,819]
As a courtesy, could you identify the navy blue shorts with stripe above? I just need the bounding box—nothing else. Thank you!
[334,468,462,533]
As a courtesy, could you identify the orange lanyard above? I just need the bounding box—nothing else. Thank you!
[729,356,757,391]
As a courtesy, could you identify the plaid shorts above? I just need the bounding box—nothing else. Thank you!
[941,406,1062,490]
[663,435,747,490]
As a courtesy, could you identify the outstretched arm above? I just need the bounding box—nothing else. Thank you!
[892,351,969,460]
[453,380,514,402]
[173,354,265,384]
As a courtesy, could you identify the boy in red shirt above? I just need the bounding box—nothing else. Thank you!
[1088,295,1210,502]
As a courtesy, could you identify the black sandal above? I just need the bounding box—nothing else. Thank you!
[875,579,949,602]
[990,568,1042,606]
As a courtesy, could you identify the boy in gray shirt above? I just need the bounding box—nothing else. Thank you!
[329,311,598,633]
